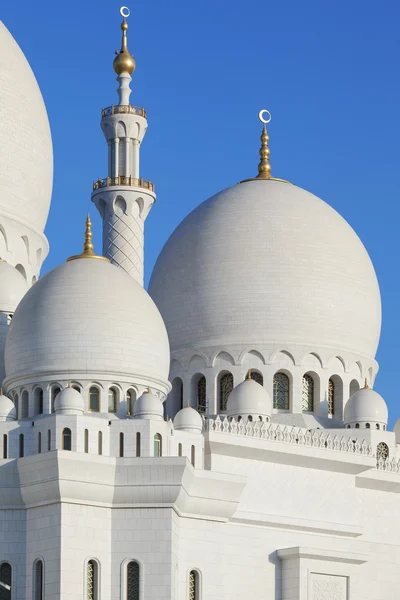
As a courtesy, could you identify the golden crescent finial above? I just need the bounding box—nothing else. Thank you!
[67,215,109,262]
[113,6,136,75]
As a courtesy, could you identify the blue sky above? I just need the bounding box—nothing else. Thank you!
[3,0,400,423]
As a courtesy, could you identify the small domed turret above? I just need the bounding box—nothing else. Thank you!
[174,405,203,433]
[226,373,272,421]
[0,392,16,421]
[344,381,388,429]
[54,387,84,415]
[133,388,164,420]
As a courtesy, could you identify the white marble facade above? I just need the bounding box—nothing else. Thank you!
[0,12,399,600]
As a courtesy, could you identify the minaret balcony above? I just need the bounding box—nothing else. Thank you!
[93,176,154,192]
[101,104,146,118]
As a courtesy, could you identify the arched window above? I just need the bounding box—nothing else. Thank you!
[366,423,370,429]
[349,379,359,397]
[98,432,103,455]
[197,376,206,413]
[219,373,233,411]
[126,560,140,600]
[89,387,100,412]
[178,443,182,457]
[377,442,389,460]
[86,560,98,600]
[301,374,314,412]
[72,385,81,393]
[119,432,124,458]
[136,432,141,457]
[2,434,7,459]
[249,370,263,386]
[34,388,43,415]
[47,430,51,452]
[189,570,200,600]
[38,432,42,454]
[154,434,162,457]
[108,388,117,413]
[21,390,29,419]
[51,386,61,413]
[191,445,195,467]
[13,394,18,419]
[19,433,24,458]
[84,429,89,453]
[355,423,360,429]
[0,562,12,599]
[34,559,44,600]
[62,428,72,451]
[273,372,290,410]
[328,378,335,416]
[127,389,136,416]
[376,424,380,430]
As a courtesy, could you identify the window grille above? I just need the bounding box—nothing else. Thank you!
[34,560,43,600]
[301,374,314,412]
[189,570,198,600]
[219,373,233,411]
[62,428,72,451]
[0,562,12,599]
[197,376,206,413]
[86,560,97,600]
[154,434,162,457]
[328,379,335,416]
[377,442,389,460]
[249,371,263,385]
[273,373,290,410]
[127,561,139,600]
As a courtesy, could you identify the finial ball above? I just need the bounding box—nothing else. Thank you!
[120,6,130,17]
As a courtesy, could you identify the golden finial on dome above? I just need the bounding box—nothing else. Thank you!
[113,7,136,76]
[147,386,151,393]
[67,214,109,262]
[363,377,370,389]
[246,369,252,380]
[256,110,272,179]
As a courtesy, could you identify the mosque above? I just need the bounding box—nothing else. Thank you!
[0,6,399,600]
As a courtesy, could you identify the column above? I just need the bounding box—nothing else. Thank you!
[113,138,120,178]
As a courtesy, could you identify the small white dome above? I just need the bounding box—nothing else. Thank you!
[133,390,164,420]
[5,257,170,387]
[174,405,203,433]
[227,378,272,419]
[344,387,388,427]
[54,387,84,415]
[0,393,16,421]
[0,262,28,312]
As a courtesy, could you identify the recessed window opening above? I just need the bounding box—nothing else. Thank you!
[249,370,263,385]
[0,562,12,599]
[178,443,182,457]
[119,432,124,457]
[191,445,195,467]
[89,387,100,412]
[47,430,51,451]
[19,433,24,458]
[38,432,42,454]
[126,560,140,600]
[189,570,200,600]
[219,373,233,411]
[98,432,103,455]
[197,376,206,413]
[51,386,61,413]
[34,559,44,600]
[108,388,117,413]
[86,560,98,600]
[301,374,314,412]
[273,372,290,410]
[136,432,141,457]
[84,429,89,453]
[2,434,7,459]
[62,428,72,451]
[154,433,162,457]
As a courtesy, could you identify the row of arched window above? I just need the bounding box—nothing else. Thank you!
[14,386,139,418]
[186,372,358,415]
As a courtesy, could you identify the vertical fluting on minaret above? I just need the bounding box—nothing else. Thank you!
[91,6,155,285]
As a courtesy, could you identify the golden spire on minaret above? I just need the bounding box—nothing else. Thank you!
[113,6,136,76]
[67,215,109,262]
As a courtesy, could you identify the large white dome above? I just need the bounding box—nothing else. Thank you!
[5,257,170,386]
[149,180,381,358]
[0,22,52,232]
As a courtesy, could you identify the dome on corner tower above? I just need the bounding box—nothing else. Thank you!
[149,179,381,359]
[0,23,53,232]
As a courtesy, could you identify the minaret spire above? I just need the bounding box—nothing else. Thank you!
[91,7,156,285]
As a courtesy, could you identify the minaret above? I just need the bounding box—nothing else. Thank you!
[91,7,155,285]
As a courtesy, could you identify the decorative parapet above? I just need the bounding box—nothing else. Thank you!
[376,457,400,473]
[93,176,154,192]
[205,416,373,457]
[101,104,146,118]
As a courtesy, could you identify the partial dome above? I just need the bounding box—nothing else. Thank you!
[149,180,381,359]
[0,262,28,312]
[133,389,164,420]
[227,378,272,419]
[174,405,203,433]
[4,258,170,388]
[0,393,16,421]
[0,23,52,232]
[344,387,388,428]
[54,387,84,415]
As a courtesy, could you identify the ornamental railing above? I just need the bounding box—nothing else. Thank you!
[205,416,374,457]
[93,176,154,192]
[101,105,146,118]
